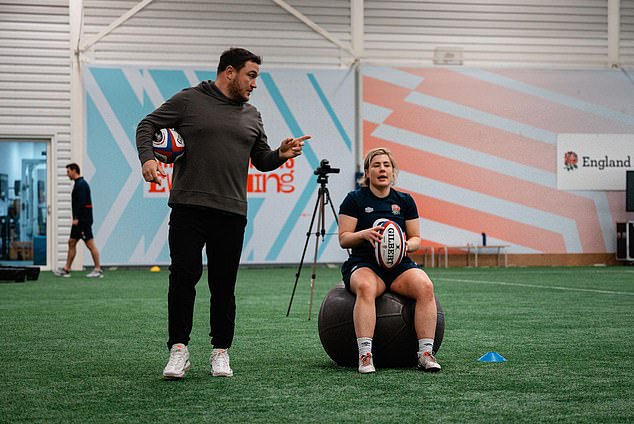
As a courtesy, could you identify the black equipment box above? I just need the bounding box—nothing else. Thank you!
[0,266,40,282]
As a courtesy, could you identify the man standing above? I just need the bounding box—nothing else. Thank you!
[54,163,103,278]
[136,47,310,379]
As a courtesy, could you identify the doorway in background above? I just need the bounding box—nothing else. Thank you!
[0,140,48,266]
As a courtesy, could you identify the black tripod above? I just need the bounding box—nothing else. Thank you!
[287,159,339,320]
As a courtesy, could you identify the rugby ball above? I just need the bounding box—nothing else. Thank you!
[153,128,185,164]
[374,220,406,270]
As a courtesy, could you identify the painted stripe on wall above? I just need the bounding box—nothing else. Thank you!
[455,68,634,127]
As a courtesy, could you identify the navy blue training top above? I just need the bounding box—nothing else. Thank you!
[338,187,418,259]
[72,177,93,225]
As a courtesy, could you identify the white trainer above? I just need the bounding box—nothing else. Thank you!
[358,352,376,374]
[210,348,233,377]
[53,267,71,278]
[163,343,191,379]
[417,351,441,372]
[86,269,104,278]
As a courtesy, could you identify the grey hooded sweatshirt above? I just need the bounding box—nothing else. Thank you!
[136,80,286,216]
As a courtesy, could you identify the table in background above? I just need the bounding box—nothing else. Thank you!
[435,244,509,268]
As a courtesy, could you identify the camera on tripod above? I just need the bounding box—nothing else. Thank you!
[314,159,340,176]
[288,158,341,319]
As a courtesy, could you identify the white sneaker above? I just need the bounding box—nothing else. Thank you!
[358,352,376,374]
[163,343,191,379]
[86,269,104,278]
[53,267,71,278]
[417,351,441,372]
[210,348,233,377]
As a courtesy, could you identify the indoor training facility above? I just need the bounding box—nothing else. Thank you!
[1,2,633,423]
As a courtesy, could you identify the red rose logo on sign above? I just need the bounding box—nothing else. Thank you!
[564,151,578,171]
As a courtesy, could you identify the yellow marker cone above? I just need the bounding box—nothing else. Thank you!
[150,266,161,272]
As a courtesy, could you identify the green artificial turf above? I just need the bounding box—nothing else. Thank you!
[1,266,633,423]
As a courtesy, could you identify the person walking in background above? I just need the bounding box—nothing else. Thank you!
[136,47,310,380]
[53,163,103,279]
[338,147,441,374]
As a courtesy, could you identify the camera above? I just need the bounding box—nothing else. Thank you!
[314,159,340,176]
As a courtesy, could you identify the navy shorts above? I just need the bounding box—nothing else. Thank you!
[341,256,420,290]
[70,223,94,241]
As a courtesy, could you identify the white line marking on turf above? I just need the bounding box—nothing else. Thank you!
[438,278,634,296]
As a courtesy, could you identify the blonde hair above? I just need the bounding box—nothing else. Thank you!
[359,147,399,187]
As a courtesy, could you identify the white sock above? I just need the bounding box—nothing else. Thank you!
[418,338,434,355]
[357,337,372,356]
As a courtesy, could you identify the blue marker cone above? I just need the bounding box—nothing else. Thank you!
[478,351,507,362]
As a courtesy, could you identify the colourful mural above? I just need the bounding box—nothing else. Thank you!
[84,66,354,265]
[84,65,634,264]
[363,67,634,254]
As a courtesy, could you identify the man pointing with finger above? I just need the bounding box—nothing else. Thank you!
[136,47,310,379]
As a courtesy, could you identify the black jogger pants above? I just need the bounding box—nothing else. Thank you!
[166,205,246,350]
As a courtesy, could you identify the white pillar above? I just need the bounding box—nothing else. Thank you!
[608,0,620,67]
[351,0,364,173]
[69,0,84,270]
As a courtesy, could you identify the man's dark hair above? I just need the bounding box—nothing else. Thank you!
[217,47,261,74]
[66,163,81,175]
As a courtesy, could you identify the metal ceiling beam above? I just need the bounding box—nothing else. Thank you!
[79,0,155,53]
[271,0,356,58]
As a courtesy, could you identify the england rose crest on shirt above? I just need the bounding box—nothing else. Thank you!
[391,204,401,215]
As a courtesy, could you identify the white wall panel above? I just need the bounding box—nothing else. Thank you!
[79,0,629,69]
[365,0,610,67]
[0,0,71,269]
[81,0,354,67]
